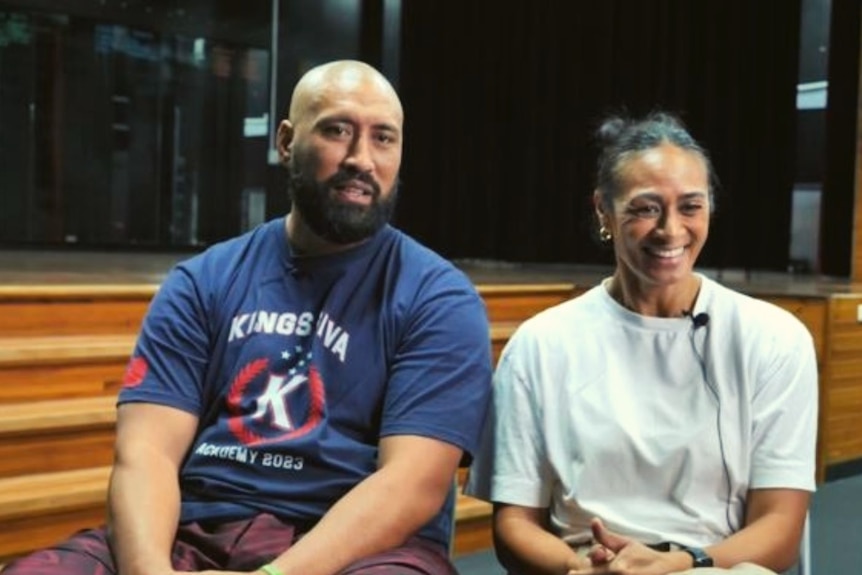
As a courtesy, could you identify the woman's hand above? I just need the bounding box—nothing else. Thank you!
[567,518,691,575]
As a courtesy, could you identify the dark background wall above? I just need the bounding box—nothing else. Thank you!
[2,0,856,276]
[395,1,802,270]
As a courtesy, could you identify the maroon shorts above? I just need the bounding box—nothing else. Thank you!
[2,513,457,575]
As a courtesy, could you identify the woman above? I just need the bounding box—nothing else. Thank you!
[465,112,817,575]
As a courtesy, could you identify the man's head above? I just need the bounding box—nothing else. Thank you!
[277,60,403,250]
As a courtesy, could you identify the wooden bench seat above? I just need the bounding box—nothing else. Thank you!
[0,395,117,436]
[0,466,111,521]
[0,335,135,403]
[0,466,111,564]
[0,335,136,367]
[0,396,117,478]
[478,283,575,323]
[453,493,494,556]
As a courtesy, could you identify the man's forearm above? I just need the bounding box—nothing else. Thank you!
[107,458,182,575]
[264,465,447,575]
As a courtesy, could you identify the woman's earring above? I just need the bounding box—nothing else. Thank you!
[599,225,613,242]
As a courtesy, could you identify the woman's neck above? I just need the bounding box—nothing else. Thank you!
[607,272,702,318]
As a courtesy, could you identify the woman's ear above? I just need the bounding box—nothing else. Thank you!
[276,120,294,167]
[593,189,607,223]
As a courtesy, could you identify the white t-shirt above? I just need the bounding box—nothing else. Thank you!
[465,274,818,548]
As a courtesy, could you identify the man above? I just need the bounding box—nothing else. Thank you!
[5,60,492,575]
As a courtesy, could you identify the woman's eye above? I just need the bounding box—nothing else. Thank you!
[630,204,661,217]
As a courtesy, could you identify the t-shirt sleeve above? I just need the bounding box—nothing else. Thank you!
[117,264,211,416]
[749,315,818,492]
[379,275,493,463]
[465,331,553,508]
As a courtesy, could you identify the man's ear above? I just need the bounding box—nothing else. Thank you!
[276,120,294,167]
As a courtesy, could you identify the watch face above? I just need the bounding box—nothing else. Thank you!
[684,547,714,568]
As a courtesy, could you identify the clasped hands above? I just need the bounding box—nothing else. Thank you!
[565,518,692,575]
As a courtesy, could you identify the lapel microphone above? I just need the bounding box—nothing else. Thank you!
[683,310,710,329]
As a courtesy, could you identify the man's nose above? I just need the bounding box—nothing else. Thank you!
[343,135,374,173]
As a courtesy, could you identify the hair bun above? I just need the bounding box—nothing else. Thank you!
[595,116,629,147]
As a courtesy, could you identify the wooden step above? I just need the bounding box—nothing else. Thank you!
[0,335,134,403]
[0,466,112,520]
[0,396,117,478]
[0,466,111,565]
[453,493,493,557]
[0,395,116,435]
[0,335,137,367]
[478,284,575,323]
[0,284,156,337]
[490,321,520,363]
[0,283,564,338]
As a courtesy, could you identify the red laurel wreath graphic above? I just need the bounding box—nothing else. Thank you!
[226,358,269,445]
[226,359,326,446]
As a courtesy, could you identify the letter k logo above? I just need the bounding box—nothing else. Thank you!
[252,373,307,430]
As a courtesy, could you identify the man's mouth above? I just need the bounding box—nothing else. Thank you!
[333,180,374,202]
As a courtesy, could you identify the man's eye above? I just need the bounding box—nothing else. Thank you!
[323,125,350,137]
[681,203,704,215]
[375,133,396,144]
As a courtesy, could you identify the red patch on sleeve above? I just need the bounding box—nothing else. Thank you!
[122,356,148,388]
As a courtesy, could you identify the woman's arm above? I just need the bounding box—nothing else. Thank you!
[705,488,810,572]
[494,503,587,575]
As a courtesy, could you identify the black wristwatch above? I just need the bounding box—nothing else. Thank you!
[681,546,714,568]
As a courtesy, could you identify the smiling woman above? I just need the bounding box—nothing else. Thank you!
[593,113,715,318]
[465,112,819,575]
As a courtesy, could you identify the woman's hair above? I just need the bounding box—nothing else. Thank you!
[593,111,717,211]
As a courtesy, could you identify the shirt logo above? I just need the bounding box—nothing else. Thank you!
[226,348,326,446]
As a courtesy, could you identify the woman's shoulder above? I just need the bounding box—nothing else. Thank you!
[701,276,812,342]
[510,284,609,343]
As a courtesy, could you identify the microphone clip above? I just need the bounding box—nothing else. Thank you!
[683,310,710,329]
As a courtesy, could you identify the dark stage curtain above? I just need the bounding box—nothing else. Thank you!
[396,1,802,270]
[819,0,861,277]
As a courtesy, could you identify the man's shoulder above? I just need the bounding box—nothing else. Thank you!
[179,219,283,275]
[383,226,475,288]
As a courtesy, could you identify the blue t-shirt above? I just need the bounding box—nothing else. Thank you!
[118,217,493,546]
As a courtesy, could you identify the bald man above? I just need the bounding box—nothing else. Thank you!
[4,60,492,575]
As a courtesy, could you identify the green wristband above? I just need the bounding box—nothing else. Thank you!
[260,564,284,575]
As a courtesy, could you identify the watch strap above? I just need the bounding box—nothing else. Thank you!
[680,546,714,568]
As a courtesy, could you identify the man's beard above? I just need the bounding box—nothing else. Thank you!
[287,166,398,245]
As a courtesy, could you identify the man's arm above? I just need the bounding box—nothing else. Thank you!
[493,503,587,575]
[107,403,199,575]
[262,434,461,575]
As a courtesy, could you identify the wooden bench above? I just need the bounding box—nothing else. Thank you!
[0,335,135,404]
[0,396,117,479]
[0,466,111,563]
